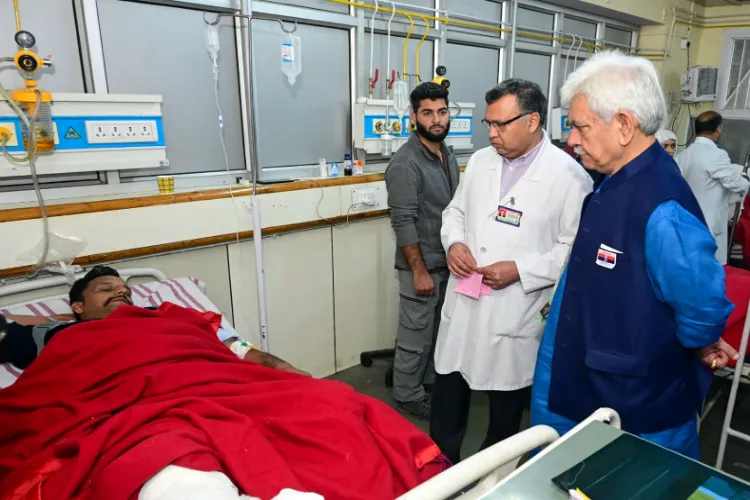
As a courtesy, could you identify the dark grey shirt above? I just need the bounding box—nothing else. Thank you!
[385,134,460,271]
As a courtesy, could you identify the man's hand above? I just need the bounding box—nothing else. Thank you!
[698,339,740,371]
[476,261,520,290]
[413,270,435,296]
[448,243,477,278]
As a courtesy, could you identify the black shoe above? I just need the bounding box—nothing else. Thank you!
[397,395,431,420]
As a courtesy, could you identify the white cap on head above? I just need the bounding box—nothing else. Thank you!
[655,129,677,144]
[560,51,667,136]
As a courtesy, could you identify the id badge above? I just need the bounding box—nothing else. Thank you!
[496,205,522,227]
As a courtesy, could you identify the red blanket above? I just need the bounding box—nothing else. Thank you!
[0,304,445,500]
[732,196,750,264]
[723,265,750,367]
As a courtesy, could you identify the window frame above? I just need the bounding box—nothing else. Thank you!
[4,0,639,202]
[716,28,750,120]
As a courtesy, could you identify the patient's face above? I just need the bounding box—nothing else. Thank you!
[71,276,133,321]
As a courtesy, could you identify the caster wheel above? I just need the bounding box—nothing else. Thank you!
[360,354,373,367]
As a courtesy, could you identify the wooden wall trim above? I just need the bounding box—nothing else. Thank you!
[0,209,390,279]
[0,165,466,223]
[0,174,387,223]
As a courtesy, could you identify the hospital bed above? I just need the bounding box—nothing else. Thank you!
[0,267,240,388]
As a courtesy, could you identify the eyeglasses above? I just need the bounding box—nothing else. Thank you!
[481,112,532,132]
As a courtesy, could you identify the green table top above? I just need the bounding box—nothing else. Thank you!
[481,422,750,500]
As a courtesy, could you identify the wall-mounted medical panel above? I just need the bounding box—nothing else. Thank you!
[0,93,167,177]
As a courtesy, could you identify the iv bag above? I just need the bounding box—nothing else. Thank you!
[392,81,409,119]
[281,33,302,85]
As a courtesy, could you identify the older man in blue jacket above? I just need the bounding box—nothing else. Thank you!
[531,51,739,459]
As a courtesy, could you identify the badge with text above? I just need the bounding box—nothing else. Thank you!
[496,205,522,227]
[595,243,622,269]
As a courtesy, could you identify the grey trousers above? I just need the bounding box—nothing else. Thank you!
[393,269,449,403]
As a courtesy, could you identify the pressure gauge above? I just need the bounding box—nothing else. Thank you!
[14,30,36,49]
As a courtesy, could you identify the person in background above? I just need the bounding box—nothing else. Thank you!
[532,51,738,459]
[431,79,592,464]
[0,266,307,375]
[676,111,750,264]
[384,82,460,419]
[655,129,677,157]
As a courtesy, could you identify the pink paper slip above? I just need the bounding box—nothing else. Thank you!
[456,272,484,299]
[480,283,492,296]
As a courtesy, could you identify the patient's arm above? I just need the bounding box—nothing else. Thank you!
[222,337,310,376]
[243,349,311,377]
[4,314,75,326]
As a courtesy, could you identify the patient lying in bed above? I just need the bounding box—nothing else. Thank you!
[0,268,446,500]
[1,266,307,376]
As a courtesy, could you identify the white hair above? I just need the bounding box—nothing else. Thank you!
[561,51,666,136]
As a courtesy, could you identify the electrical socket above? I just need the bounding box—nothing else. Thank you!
[681,39,691,50]
[352,187,379,209]
[451,118,471,133]
[85,120,159,144]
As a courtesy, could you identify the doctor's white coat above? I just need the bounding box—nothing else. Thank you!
[435,137,592,391]
[676,137,750,265]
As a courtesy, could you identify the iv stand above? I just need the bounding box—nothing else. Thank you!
[236,0,270,352]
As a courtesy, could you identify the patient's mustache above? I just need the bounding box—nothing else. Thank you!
[574,146,587,156]
[107,296,131,306]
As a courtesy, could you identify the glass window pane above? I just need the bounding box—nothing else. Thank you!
[253,20,351,169]
[562,18,597,47]
[605,26,632,49]
[98,0,244,177]
[738,77,749,110]
[732,39,744,65]
[444,42,500,151]
[726,89,737,109]
[516,7,554,47]
[742,41,750,76]
[514,52,551,97]
[444,0,502,38]
[730,64,741,87]
[269,0,349,13]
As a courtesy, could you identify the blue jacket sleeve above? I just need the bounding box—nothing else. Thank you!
[645,200,734,349]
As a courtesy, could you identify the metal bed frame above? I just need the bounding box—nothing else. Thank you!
[0,268,168,300]
[397,408,621,500]
[716,297,750,471]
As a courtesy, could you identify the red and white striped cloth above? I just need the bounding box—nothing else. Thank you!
[0,277,238,388]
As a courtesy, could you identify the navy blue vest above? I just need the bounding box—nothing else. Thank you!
[548,142,712,435]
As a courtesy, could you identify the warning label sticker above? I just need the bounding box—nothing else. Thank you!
[65,126,81,140]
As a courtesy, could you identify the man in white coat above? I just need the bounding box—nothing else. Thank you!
[429,79,592,464]
[676,111,750,264]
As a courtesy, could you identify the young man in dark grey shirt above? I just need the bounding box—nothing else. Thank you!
[384,82,460,419]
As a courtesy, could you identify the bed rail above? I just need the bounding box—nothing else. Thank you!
[0,268,168,299]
